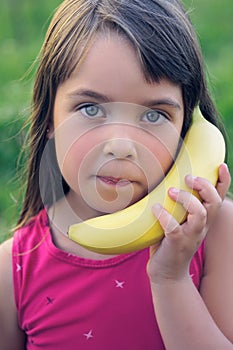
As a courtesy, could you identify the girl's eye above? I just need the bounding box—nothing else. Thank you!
[141,110,167,124]
[78,104,105,118]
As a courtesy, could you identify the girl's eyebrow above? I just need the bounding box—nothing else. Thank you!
[143,98,181,110]
[67,89,110,103]
[67,89,181,110]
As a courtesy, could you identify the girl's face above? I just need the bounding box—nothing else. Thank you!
[52,33,184,219]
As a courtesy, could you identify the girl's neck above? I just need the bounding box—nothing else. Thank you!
[47,195,115,260]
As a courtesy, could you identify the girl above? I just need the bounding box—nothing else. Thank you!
[0,0,233,349]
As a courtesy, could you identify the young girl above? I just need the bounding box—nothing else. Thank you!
[0,0,233,349]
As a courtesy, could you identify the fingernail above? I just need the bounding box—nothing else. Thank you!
[153,203,162,210]
[169,187,179,194]
[152,203,162,215]
[222,163,229,173]
[185,174,197,183]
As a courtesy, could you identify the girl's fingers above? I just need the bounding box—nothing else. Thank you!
[185,174,222,210]
[150,186,208,281]
[152,163,230,238]
[184,163,231,205]
[152,187,206,236]
[216,163,231,199]
[152,203,180,235]
[168,187,207,233]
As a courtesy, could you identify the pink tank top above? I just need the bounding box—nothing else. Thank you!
[13,209,205,349]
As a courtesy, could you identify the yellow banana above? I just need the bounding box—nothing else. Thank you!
[68,108,225,254]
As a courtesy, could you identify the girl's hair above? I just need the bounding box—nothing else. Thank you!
[16,0,226,228]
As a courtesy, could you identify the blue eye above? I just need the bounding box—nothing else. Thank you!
[141,110,167,124]
[79,104,105,118]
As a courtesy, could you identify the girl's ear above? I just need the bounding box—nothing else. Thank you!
[46,122,54,139]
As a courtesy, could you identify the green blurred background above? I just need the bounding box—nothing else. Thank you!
[0,0,232,242]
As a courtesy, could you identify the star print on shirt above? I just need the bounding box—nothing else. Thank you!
[29,337,35,345]
[115,280,125,288]
[83,329,94,340]
[46,297,55,305]
[16,263,22,272]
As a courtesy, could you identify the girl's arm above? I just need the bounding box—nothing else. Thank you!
[148,164,233,349]
[0,238,26,350]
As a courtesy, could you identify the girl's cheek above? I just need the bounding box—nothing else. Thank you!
[57,132,100,175]
[53,118,100,170]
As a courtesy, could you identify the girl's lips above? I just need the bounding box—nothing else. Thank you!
[97,176,132,187]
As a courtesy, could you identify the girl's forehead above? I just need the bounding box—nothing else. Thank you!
[55,35,183,115]
[70,33,141,78]
[57,33,183,107]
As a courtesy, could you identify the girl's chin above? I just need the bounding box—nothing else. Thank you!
[66,182,147,217]
[88,191,147,215]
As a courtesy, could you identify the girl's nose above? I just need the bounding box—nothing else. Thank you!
[103,137,137,160]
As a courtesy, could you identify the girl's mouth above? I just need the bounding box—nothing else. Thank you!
[97,176,131,187]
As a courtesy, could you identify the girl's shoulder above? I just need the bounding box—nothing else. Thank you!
[220,196,233,215]
[204,197,233,262]
[0,224,47,348]
[0,238,26,349]
[0,237,13,277]
[211,196,233,234]
[200,197,233,342]
[0,237,14,310]
[0,238,14,309]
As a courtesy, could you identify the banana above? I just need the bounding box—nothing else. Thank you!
[68,108,225,254]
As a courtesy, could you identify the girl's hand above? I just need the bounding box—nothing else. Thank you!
[147,163,231,284]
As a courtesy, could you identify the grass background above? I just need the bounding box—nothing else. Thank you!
[0,0,232,242]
